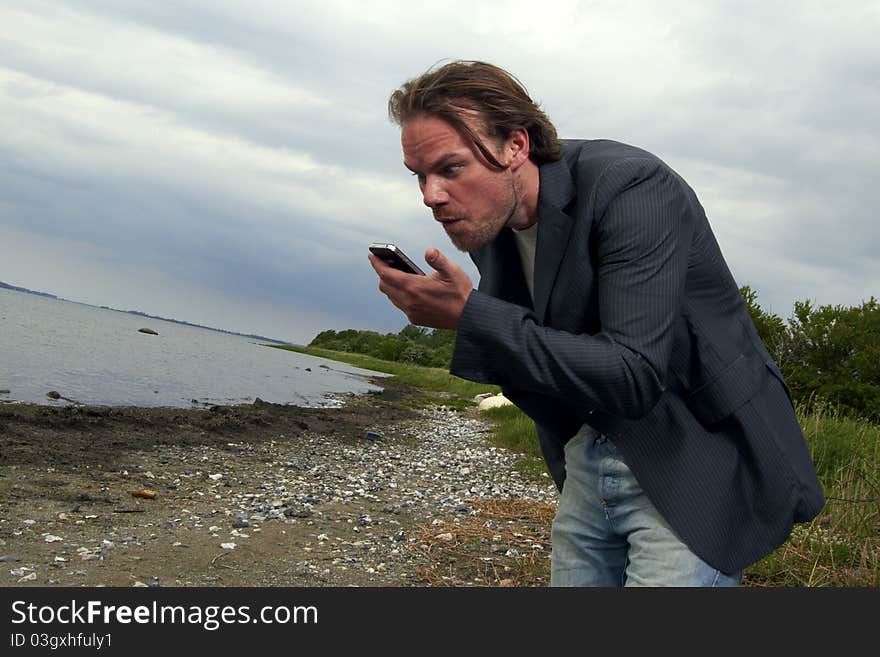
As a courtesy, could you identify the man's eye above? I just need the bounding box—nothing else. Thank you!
[444,164,462,175]
[411,172,426,184]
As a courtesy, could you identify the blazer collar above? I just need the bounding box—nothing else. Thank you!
[471,156,577,320]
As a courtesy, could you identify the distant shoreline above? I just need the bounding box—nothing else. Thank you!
[0,281,298,346]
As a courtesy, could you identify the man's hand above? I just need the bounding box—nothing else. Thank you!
[368,247,473,329]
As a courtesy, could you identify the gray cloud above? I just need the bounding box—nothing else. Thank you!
[1,0,877,345]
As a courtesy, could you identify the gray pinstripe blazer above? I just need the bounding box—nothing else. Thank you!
[450,139,825,573]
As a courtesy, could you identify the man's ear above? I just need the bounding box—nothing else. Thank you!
[506,127,531,170]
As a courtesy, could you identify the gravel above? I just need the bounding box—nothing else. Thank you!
[1,404,559,586]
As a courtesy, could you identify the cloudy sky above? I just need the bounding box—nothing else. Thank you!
[1,1,877,345]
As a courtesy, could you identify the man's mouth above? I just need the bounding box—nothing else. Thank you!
[436,216,463,228]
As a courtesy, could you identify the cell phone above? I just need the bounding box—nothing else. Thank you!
[369,243,426,275]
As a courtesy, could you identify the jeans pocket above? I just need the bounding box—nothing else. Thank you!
[564,425,595,460]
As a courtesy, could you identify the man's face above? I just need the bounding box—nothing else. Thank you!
[401,114,518,252]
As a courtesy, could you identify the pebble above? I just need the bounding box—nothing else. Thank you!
[3,405,558,586]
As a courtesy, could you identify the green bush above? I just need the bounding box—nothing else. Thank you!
[785,298,880,421]
[741,288,879,422]
[309,324,457,369]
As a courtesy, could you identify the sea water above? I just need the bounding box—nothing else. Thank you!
[0,288,386,408]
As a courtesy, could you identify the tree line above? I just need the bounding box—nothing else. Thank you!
[310,324,457,369]
[741,287,878,422]
[310,288,879,422]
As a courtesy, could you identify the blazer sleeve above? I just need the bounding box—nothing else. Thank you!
[451,158,696,420]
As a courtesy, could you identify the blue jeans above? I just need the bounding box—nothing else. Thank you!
[550,426,741,587]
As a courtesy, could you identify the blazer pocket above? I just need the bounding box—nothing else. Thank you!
[684,352,767,426]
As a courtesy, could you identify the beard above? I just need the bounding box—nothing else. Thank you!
[442,179,520,253]
[446,216,506,252]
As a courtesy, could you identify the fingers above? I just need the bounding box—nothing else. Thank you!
[369,252,420,283]
[370,247,471,329]
[424,247,447,274]
[367,252,390,276]
[370,252,416,308]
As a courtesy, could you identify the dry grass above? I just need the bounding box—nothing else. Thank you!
[411,497,879,588]
[411,498,556,587]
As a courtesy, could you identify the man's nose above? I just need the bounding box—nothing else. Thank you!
[422,176,448,208]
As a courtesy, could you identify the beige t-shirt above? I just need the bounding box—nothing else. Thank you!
[511,222,539,303]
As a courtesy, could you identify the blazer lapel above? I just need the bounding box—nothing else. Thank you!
[533,158,576,321]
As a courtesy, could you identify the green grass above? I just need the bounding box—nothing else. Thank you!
[274,345,879,586]
[270,345,499,399]
[481,405,550,480]
[745,404,880,587]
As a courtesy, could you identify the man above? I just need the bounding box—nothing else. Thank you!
[369,61,824,586]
